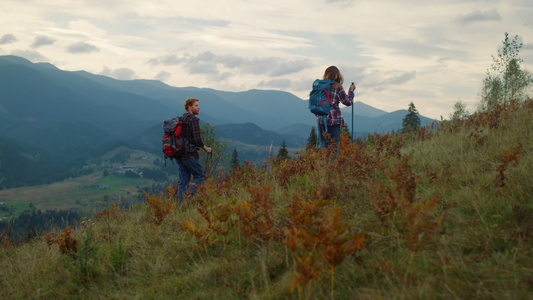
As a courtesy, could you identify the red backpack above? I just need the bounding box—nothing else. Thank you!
[162,114,192,163]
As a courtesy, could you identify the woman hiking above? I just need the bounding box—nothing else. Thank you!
[316,66,356,148]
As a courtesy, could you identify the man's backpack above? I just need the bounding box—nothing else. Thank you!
[162,114,192,164]
[308,79,337,116]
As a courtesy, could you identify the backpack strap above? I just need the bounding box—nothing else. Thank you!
[181,113,193,124]
[322,115,329,148]
[318,89,333,106]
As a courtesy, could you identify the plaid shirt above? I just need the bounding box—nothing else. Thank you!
[316,85,355,127]
[180,113,204,160]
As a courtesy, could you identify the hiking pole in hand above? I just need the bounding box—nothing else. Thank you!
[206,151,213,178]
[351,82,354,142]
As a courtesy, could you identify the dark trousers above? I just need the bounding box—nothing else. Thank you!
[318,124,341,149]
[177,157,204,204]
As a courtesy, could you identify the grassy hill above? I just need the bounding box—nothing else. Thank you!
[0,99,531,299]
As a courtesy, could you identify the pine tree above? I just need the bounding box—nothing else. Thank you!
[230,148,240,170]
[276,140,289,161]
[402,102,421,133]
[306,127,318,149]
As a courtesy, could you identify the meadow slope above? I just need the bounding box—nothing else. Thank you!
[0,99,532,299]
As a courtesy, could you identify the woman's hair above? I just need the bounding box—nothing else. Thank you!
[184,98,199,111]
[323,66,343,88]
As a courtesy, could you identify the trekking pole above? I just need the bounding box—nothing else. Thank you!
[351,82,354,142]
[207,151,213,178]
[351,101,354,142]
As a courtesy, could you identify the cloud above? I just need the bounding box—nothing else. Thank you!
[31,36,55,48]
[456,9,501,26]
[154,71,171,81]
[383,71,416,85]
[0,34,16,45]
[363,70,417,90]
[188,62,218,75]
[325,0,354,3]
[148,55,185,66]
[66,42,99,54]
[241,57,311,77]
[526,15,533,28]
[149,51,312,78]
[10,49,46,61]
[99,67,136,80]
[257,78,293,89]
[208,72,233,82]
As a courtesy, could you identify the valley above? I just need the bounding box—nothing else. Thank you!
[0,149,161,220]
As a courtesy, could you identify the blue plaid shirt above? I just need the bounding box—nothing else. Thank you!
[316,85,355,126]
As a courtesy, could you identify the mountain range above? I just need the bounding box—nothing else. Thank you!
[0,55,437,187]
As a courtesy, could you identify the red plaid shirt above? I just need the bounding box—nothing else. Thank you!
[180,113,204,160]
[316,85,355,127]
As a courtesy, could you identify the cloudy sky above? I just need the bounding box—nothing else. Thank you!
[1,0,532,119]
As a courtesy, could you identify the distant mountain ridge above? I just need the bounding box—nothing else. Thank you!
[0,54,436,135]
[0,55,438,187]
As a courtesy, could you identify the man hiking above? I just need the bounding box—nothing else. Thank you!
[176,98,212,204]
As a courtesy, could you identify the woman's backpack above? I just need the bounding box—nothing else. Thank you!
[308,79,337,141]
[308,79,337,116]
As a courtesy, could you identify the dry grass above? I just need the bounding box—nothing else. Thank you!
[1,99,532,299]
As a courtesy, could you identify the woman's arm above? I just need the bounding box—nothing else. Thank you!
[338,86,355,106]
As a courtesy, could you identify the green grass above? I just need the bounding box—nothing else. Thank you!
[0,201,31,219]
[1,99,532,299]
[0,153,160,215]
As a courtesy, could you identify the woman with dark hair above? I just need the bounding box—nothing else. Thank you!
[316,66,356,148]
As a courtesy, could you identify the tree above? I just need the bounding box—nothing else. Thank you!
[504,58,531,100]
[199,123,229,178]
[230,148,240,170]
[480,32,532,111]
[306,127,318,149]
[480,75,504,111]
[449,100,469,121]
[276,140,289,162]
[402,102,420,133]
